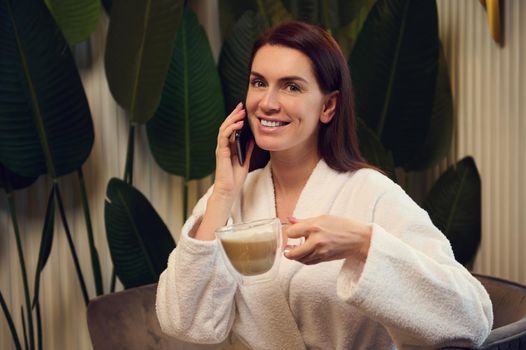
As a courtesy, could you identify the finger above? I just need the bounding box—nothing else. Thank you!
[284,240,314,260]
[223,102,245,125]
[217,120,244,148]
[285,221,312,239]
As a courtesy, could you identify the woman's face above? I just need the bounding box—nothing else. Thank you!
[246,44,334,158]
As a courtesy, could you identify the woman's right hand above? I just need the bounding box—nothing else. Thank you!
[212,102,254,203]
[194,103,254,240]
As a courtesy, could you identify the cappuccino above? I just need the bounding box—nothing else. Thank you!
[220,231,277,276]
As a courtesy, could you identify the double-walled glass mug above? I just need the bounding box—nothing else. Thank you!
[216,218,282,285]
[216,218,305,285]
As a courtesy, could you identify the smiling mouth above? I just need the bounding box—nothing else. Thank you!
[259,118,290,127]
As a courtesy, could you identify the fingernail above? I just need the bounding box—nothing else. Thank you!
[237,102,242,108]
[288,216,298,223]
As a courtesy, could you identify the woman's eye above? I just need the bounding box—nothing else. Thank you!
[251,79,265,88]
[285,83,301,92]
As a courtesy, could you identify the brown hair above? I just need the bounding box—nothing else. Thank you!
[247,20,371,172]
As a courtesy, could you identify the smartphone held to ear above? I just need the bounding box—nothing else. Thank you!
[235,112,253,165]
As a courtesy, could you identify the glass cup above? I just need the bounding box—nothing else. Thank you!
[216,218,282,285]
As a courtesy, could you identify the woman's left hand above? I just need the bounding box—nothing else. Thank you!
[284,215,372,265]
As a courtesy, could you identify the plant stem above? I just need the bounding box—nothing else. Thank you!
[0,290,23,350]
[110,269,116,293]
[35,301,42,350]
[20,306,28,350]
[124,125,136,185]
[7,193,34,350]
[183,180,188,222]
[77,168,103,295]
[54,183,89,305]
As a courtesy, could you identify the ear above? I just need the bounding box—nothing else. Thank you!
[320,91,339,124]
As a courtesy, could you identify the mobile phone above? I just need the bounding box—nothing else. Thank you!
[235,104,253,165]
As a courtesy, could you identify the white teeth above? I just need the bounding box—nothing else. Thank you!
[260,119,287,127]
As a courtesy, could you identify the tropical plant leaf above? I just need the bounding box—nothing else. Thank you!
[44,0,101,45]
[218,10,267,114]
[337,0,377,27]
[0,163,37,193]
[147,8,225,180]
[32,186,55,308]
[406,44,453,171]
[102,0,112,15]
[0,290,22,350]
[104,178,176,289]
[105,0,184,124]
[357,119,396,180]
[0,0,94,178]
[349,0,439,170]
[282,0,320,25]
[333,0,377,58]
[218,0,258,39]
[260,0,295,26]
[423,157,481,266]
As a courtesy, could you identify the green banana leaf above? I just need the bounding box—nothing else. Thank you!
[349,0,439,171]
[282,0,321,25]
[44,0,101,45]
[104,178,176,289]
[147,8,225,180]
[102,0,111,14]
[423,157,481,266]
[337,0,377,27]
[0,163,37,193]
[219,0,258,39]
[32,186,55,308]
[357,119,396,181]
[105,0,184,124]
[407,45,453,171]
[0,0,94,178]
[218,10,267,113]
[334,0,377,58]
[260,0,295,26]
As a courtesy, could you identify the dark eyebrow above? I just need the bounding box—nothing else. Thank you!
[250,71,309,84]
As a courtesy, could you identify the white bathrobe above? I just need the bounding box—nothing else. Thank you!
[156,160,493,350]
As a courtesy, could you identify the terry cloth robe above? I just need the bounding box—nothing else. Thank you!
[156,160,493,350]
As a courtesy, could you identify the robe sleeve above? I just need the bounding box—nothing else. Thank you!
[156,188,238,344]
[336,187,493,348]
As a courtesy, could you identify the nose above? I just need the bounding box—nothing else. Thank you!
[259,89,280,115]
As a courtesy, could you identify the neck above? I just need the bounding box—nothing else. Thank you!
[270,150,320,194]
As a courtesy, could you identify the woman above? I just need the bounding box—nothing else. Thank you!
[156,21,492,349]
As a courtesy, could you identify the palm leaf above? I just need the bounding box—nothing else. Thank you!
[349,0,439,170]
[218,0,258,39]
[282,0,320,25]
[357,118,396,180]
[44,0,101,45]
[218,10,267,114]
[260,0,295,26]
[105,0,184,124]
[147,8,225,180]
[423,157,481,266]
[333,0,377,58]
[0,163,37,193]
[407,44,453,170]
[32,186,55,308]
[0,0,94,178]
[104,178,176,289]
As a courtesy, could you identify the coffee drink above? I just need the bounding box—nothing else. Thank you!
[220,231,277,276]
